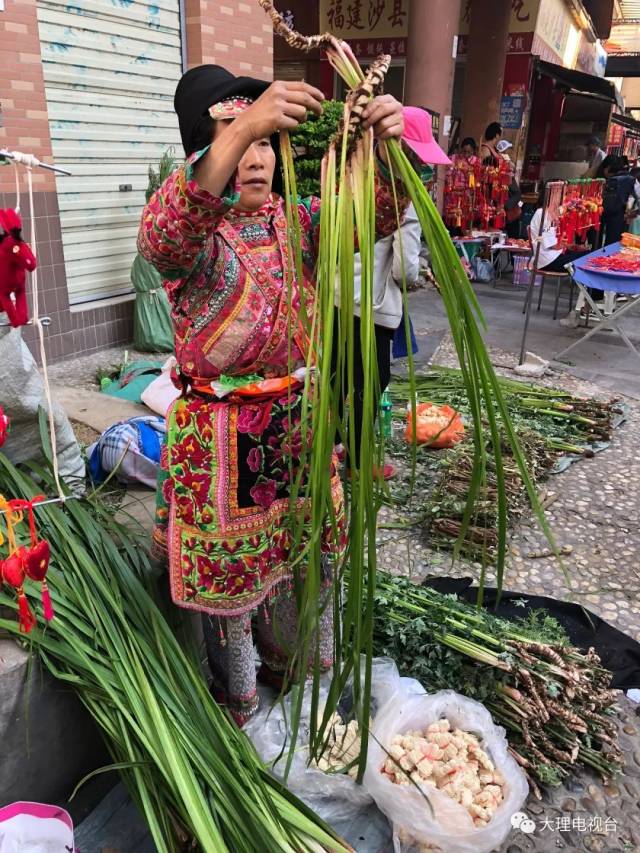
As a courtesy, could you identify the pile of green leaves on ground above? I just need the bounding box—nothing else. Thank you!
[384,425,551,562]
[290,100,343,197]
[0,452,348,853]
[361,569,623,793]
[391,366,616,453]
[385,367,619,561]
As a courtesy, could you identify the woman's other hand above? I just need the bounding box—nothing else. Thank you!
[362,95,404,141]
[237,81,325,141]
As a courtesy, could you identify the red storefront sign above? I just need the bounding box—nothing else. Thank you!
[457,31,534,56]
[349,37,407,58]
[608,122,625,147]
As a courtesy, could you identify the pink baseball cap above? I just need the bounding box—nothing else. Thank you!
[402,106,451,166]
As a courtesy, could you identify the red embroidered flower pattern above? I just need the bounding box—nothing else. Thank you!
[247,446,263,473]
[249,478,277,509]
[176,468,210,500]
[237,404,272,435]
[171,434,211,470]
[174,405,190,430]
[195,408,214,443]
[175,494,196,525]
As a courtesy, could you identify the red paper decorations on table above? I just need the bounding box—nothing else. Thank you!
[0,494,52,633]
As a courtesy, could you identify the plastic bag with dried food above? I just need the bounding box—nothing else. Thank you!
[244,657,400,827]
[363,686,529,853]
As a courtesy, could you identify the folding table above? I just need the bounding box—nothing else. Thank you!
[552,242,640,365]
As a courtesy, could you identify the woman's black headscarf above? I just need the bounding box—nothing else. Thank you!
[174,64,283,195]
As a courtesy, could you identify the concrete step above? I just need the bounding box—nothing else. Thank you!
[51,385,148,434]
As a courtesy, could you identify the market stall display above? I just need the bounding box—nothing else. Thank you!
[585,245,640,275]
[519,178,606,361]
[444,156,510,233]
[259,0,553,782]
[557,179,604,246]
[364,571,623,793]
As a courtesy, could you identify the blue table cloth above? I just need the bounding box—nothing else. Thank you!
[571,242,640,295]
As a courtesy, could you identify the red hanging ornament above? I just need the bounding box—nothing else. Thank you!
[0,407,8,448]
[1,546,36,634]
[10,495,53,622]
[0,208,37,328]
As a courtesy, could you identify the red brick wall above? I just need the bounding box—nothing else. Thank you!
[184,0,274,80]
[0,0,55,193]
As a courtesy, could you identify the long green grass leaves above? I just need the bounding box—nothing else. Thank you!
[0,455,349,853]
[259,0,558,782]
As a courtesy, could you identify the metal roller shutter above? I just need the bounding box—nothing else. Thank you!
[36,0,183,304]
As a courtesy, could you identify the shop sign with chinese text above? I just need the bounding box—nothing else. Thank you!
[457,0,538,56]
[319,0,408,57]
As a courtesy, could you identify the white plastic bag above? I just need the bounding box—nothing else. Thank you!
[0,802,74,853]
[141,356,179,416]
[245,657,400,827]
[0,328,85,493]
[364,686,529,853]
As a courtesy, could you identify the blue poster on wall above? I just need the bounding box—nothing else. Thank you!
[500,95,526,130]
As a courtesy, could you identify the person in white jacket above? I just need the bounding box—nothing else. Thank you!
[335,107,450,477]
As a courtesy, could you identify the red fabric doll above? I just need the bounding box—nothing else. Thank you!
[0,208,36,328]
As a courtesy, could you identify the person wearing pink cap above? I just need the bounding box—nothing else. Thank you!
[335,107,450,480]
[402,106,452,170]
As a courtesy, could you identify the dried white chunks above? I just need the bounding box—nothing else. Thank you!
[381,718,506,827]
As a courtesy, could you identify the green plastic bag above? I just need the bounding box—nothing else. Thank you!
[131,254,174,352]
[102,359,163,403]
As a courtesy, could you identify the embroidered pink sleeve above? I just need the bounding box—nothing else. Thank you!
[137,148,237,280]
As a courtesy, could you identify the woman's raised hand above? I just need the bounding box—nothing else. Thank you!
[237,81,325,140]
[362,94,405,141]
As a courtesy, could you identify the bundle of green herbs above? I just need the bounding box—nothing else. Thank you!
[385,367,620,561]
[384,425,552,563]
[0,453,349,853]
[290,99,344,197]
[391,367,618,455]
[362,570,623,794]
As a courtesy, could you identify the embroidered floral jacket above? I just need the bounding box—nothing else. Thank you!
[138,146,407,381]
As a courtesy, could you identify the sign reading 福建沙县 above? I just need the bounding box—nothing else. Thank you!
[500,95,526,130]
[319,0,408,42]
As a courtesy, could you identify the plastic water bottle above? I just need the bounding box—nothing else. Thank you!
[380,389,393,438]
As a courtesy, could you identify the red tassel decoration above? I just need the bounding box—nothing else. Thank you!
[17,586,36,634]
[41,578,54,622]
[10,496,53,624]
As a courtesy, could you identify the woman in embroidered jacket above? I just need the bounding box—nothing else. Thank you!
[138,64,407,724]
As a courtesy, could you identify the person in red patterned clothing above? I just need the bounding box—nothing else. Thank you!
[138,64,408,724]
